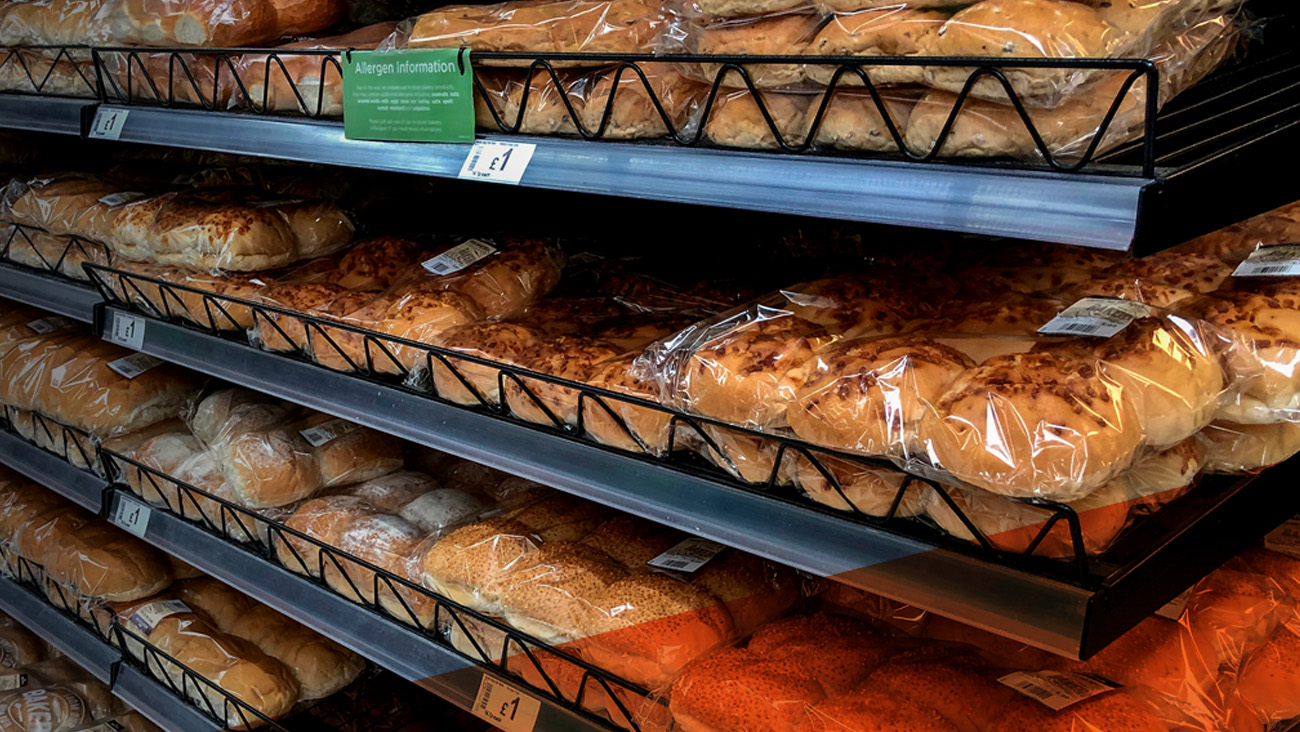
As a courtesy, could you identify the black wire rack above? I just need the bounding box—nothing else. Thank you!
[0,220,111,282]
[99,447,666,732]
[0,544,108,639]
[0,46,97,98]
[2,405,104,474]
[83,261,1219,590]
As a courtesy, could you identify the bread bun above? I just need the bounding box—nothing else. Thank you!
[275,495,373,577]
[698,425,795,485]
[1184,292,1300,424]
[801,688,959,732]
[863,655,1014,732]
[804,7,946,86]
[1200,420,1300,473]
[326,513,423,606]
[190,388,293,446]
[1188,568,1283,668]
[399,488,486,536]
[1125,438,1203,510]
[920,351,1144,501]
[419,517,540,614]
[789,335,974,458]
[227,604,365,701]
[335,236,421,290]
[504,336,622,427]
[705,90,811,150]
[694,0,804,19]
[1063,616,1218,708]
[42,522,172,602]
[669,648,826,732]
[697,14,818,89]
[582,353,677,456]
[1107,251,1234,294]
[583,572,734,687]
[692,551,798,638]
[579,66,702,140]
[1230,628,1300,730]
[914,295,1060,364]
[217,427,321,509]
[374,287,483,375]
[432,322,542,406]
[12,506,92,564]
[793,453,924,518]
[986,692,1166,732]
[498,541,627,644]
[174,577,255,633]
[339,470,438,512]
[1062,275,1196,310]
[580,515,683,569]
[448,239,563,320]
[510,492,614,543]
[295,413,403,488]
[255,282,350,353]
[782,273,932,337]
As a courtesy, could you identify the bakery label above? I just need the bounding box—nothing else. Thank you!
[1038,297,1155,338]
[25,316,74,335]
[1233,244,1300,277]
[472,675,540,732]
[126,599,190,635]
[96,192,145,207]
[88,108,128,140]
[299,418,362,447]
[342,49,475,143]
[107,353,164,379]
[998,671,1120,711]
[110,496,150,538]
[647,538,727,574]
[1265,517,1300,558]
[421,239,498,276]
[0,674,25,692]
[3,687,86,732]
[459,140,537,185]
[106,312,144,351]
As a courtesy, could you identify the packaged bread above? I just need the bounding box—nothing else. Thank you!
[40,521,172,602]
[402,0,667,65]
[503,336,623,427]
[474,70,585,136]
[803,7,947,86]
[1199,420,1300,473]
[0,0,116,46]
[1,225,111,282]
[275,495,373,577]
[704,88,812,149]
[238,23,395,117]
[688,14,822,89]
[581,353,679,456]
[810,88,918,153]
[510,491,615,542]
[0,622,48,668]
[431,322,544,406]
[92,0,326,47]
[1228,627,1300,732]
[0,683,106,732]
[223,604,365,701]
[292,413,403,488]
[578,65,707,140]
[0,53,96,98]
[418,516,541,614]
[5,174,140,243]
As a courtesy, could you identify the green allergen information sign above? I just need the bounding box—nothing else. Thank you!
[342,49,475,142]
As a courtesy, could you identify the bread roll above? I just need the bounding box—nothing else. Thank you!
[579,66,704,140]
[782,272,934,336]
[40,521,172,602]
[1108,251,1234,294]
[447,239,563,320]
[7,174,132,241]
[669,648,826,732]
[1188,568,1283,668]
[338,470,437,512]
[325,513,423,605]
[504,336,622,427]
[1063,616,1218,710]
[336,236,420,290]
[862,655,1014,732]
[304,291,388,373]
[1183,292,1300,424]
[108,191,294,271]
[419,517,540,613]
[431,322,542,406]
[275,495,372,577]
[705,89,811,149]
[692,550,798,638]
[789,335,974,458]
[0,485,69,546]
[510,492,614,542]
[190,388,291,446]
[1125,437,1203,510]
[986,692,1166,732]
[697,14,819,89]
[793,453,924,518]
[805,7,947,86]
[241,23,394,116]
[1200,420,1300,473]
[12,506,92,564]
[254,282,350,353]
[580,515,683,569]
[920,350,1144,501]
[811,89,918,152]
[801,688,959,732]
[216,427,321,509]
[1062,275,1196,310]
[174,577,255,632]
[698,425,795,486]
[582,572,734,687]
[102,0,282,47]
[911,294,1059,364]
[399,487,486,536]
[295,413,403,488]
[693,0,805,19]
[581,353,677,456]
[1230,628,1300,730]
[498,541,627,644]
[227,604,365,700]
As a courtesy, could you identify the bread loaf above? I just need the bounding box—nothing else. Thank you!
[0,0,114,45]
[41,521,172,602]
[1230,628,1300,731]
[419,517,540,613]
[504,336,622,427]
[7,175,132,242]
[174,577,255,631]
[0,623,47,668]
[102,0,281,47]
[226,604,364,700]
[1200,421,1300,473]
[324,513,422,605]
[697,14,819,89]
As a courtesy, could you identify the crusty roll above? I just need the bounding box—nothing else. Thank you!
[431,322,543,406]
[811,89,918,153]
[294,413,403,488]
[1124,437,1204,511]
[582,353,677,456]
[498,541,627,644]
[579,66,704,140]
[226,604,365,700]
[275,495,373,577]
[41,521,173,602]
[789,335,974,458]
[582,572,734,687]
[805,7,947,86]
[504,336,622,427]
[705,89,811,150]
[920,350,1144,501]
[419,517,540,614]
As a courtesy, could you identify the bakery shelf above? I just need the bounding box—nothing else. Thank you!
[0,264,102,323]
[111,665,236,732]
[0,575,118,682]
[94,304,1300,659]
[0,425,110,513]
[0,93,91,135]
[104,488,621,732]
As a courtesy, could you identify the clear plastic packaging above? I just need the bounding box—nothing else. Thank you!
[1198,420,1300,473]
[0,53,96,98]
[680,13,823,89]
[804,6,947,86]
[4,174,141,244]
[236,23,397,117]
[0,0,115,46]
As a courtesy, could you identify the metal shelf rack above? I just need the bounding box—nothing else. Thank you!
[0,576,117,682]
[0,427,109,512]
[0,264,102,323]
[95,304,1300,659]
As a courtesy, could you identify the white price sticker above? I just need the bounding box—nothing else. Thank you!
[107,312,145,350]
[1038,297,1155,338]
[1266,517,1300,558]
[298,419,362,447]
[107,353,163,380]
[1155,587,1194,621]
[89,108,129,140]
[999,671,1119,711]
[1233,244,1300,278]
[472,675,540,732]
[126,599,190,635]
[421,238,498,276]
[111,496,151,538]
[26,316,75,335]
[647,538,727,574]
[0,673,26,692]
[459,140,536,185]
[97,192,144,207]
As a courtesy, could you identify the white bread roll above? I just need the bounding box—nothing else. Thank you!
[341,470,439,513]
[1200,421,1300,473]
[226,604,364,701]
[419,517,540,614]
[275,496,373,577]
[399,488,485,536]
[294,413,403,488]
[40,521,172,602]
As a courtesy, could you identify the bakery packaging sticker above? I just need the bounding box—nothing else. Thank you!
[25,316,74,335]
[96,191,144,207]
[107,353,164,379]
[0,672,25,692]
[1266,517,1300,558]
[299,418,362,447]
[1233,244,1300,277]
[999,671,1120,711]
[647,538,728,574]
[342,49,475,143]
[421,238,498,276]
[127,599,191,635]
[1038,297,1155,338]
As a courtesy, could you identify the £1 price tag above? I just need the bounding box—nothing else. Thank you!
[112,495,151,538]
[472,675,541,732]
[107,312,145,350]
[458,140,536,185]
[89,108,129,140]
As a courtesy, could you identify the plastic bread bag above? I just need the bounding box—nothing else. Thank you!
[1197,420,1300,474]
[906,11,1240,163]
[0,0,118,47]
[0,683,106,732]
[275,495,375,578]
[236,23,397,117]
[790,450,927,517]
[701,87,815,150]
[580,352,681,457]
[802,5,949,86]
[1226,626,1300,732]
[662,12,823,89]
[1182,559,1288,670]
[393,0,668,67]
[578,64,708,140]
[166,269,277,332]
[416,516,542,615]
[0,332,93,411]
[289,412,403,488]
[502,335,624,428]
[695,424,798,485]
[323,512,425,607]
[473,69,587,135]
[91,0,287,48]
[921,0,1244,108]
[4,173,145,244]
[0,229,113,283]
[427,323,543,406]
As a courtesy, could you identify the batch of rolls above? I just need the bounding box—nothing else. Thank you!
[0,468,369,727]
[0,609,163,732]
[0,0,1250,161]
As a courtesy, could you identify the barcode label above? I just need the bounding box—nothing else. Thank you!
[1155,587,1194,621]
[126,599,190,635]
[1234,244,1300,278]
[97,192,144,207]
[299,418,362,447]
[421,239,498,276]
[107,353,163,379]
[0,672,26,691]
[647,538,727,574]
[1266,517,1300,558]
[26,316,75,334]
[458,140,536,185]
[1038,297,1155,339]
[999,671,1120,711]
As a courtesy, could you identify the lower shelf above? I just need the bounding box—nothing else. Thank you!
[0,576,116,682]
[0,264,100,323]
[0,429,107,512]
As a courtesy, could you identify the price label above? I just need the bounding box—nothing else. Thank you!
[459,140,536,185]
[647,538,727,574]
[999,671,1119,711]
[472,675,540,732]
[0,672,26,691]
[112,496,151,538]
[107,312,145,350]
[107,353,163,380]
[89,108,129,140]
[1266,517,1300,558]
